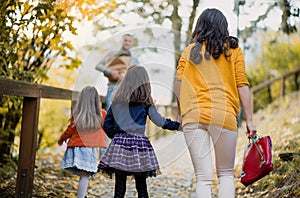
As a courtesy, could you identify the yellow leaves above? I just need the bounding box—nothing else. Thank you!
[35,51,43,59]
[63,41,74,50]
[50,37,62,47]
[22,2,32,15]
[54,0,118,22]
[54,0,74,11]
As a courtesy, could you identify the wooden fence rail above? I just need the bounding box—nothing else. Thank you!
[250,67,300,111]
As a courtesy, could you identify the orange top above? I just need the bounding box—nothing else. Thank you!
[175,43,249,130]
[59,109,107,148]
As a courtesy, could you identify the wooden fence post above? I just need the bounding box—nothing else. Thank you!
[16,97,40,198]
[267,85,272,103]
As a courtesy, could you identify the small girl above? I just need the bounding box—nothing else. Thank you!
[58,86,107,198]
[98,65,181,198]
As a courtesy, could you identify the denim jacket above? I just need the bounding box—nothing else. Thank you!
[103,102,180,138]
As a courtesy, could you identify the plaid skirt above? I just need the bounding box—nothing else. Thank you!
[98,133,160,178]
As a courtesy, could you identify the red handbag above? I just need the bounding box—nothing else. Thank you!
[240,135,273,186]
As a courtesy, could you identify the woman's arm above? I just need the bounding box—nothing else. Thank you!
[238,85,257,138]
[174,48,187,123]
[174,79,182,122]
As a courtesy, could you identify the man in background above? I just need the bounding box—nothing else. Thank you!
[95,34,139,110]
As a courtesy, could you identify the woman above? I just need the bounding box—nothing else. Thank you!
[174,8,256,198]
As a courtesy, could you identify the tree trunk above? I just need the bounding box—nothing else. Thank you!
[170,0,183,64]
[185,0,200,45]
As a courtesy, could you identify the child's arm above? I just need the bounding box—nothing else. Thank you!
[148,105,181,131]
[103,108,118,139]
[58,118,74,146]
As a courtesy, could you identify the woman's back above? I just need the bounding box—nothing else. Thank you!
[176,43,249,130]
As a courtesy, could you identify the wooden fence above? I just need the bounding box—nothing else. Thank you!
[250,67,300,112]
[0,77,84,197]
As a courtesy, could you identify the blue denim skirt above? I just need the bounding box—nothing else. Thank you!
[61,147,99,175]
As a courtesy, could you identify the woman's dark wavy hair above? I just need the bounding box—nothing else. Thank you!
[190,8,239,64]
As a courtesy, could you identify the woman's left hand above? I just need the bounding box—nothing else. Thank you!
[177,114,182,123]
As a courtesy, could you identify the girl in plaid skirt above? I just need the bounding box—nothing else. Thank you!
[98,66,181,198]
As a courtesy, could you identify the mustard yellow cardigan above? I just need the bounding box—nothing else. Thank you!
[175,43,249,130]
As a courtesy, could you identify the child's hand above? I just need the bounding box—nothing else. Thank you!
[58,138,64,146]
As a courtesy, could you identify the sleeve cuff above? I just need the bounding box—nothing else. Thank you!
[103,68,111,76]
[237,82,249,88]
[162,119,180,130]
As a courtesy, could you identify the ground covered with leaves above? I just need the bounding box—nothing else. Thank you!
[234,91,300,198]
[0,92,300,197]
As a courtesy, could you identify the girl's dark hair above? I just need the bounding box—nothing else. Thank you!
[112,65,154,106]
[190,8,239,64]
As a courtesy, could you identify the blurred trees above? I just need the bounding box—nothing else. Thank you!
[247,32,300,111]
[237,0,299,45]
[235,0,300,111]
[248,33,300,79]
[0,0,116,164]
[94,0,200,64]
[37,68,76,151]
[0,0,77,164]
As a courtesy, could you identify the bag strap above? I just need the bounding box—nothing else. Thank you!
[250,135,266,167]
